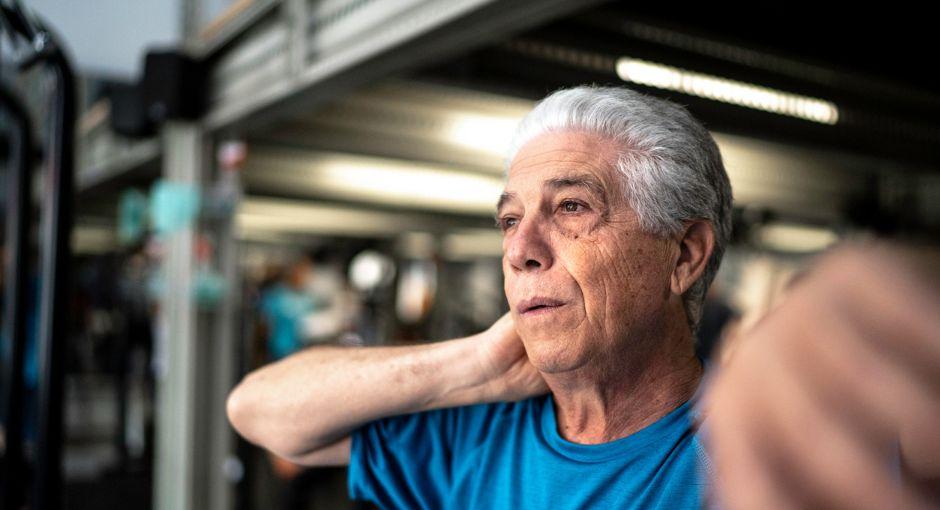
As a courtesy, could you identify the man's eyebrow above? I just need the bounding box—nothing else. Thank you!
[545,174,608,200]
[495,175,608,216]
[496,191,517,214]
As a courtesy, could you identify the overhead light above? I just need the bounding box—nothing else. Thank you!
[447,113,522,156]
[757,223,839,253]
[236,199,498,240]
[616,57,839,125]
[317,157,503,213]
[245,149,504,215]
[237,199,426,238]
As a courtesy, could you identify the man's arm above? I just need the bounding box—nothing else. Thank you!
[226,314,546,466]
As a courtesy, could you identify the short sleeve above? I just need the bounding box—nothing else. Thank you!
[348,407,461,509]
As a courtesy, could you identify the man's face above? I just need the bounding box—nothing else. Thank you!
[499,131,677,373]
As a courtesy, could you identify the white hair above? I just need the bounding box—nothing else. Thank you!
[507,86,733,331]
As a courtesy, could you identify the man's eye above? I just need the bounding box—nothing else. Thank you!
[497,217,519,231]
[559,200,586,213]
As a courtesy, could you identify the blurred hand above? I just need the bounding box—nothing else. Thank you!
[475,313,549,402]
[704,243,940,509]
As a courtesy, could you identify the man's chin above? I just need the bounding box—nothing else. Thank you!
[522,336,587,375]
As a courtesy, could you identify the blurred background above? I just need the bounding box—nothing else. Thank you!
[0,1,937,509]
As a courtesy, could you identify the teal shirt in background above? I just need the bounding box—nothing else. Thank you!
[349,395,708,509]
[260,284,315,361]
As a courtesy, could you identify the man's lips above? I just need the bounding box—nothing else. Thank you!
[517,297,567,315]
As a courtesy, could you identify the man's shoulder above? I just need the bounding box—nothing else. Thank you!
[428,394,547,432]
[360,394,547,446]
[459,394,547,417]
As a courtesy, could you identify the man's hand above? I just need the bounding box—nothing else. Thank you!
[475,313,548,402]
[704,243,940,509]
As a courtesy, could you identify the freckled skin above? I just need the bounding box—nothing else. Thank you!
[500,131,680,375]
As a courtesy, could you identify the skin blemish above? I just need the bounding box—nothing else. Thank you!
[554,221,589,240]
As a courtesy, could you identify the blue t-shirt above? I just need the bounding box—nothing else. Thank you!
[349,395,708,509]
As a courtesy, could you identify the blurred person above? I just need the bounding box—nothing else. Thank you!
[260,255,317,362]
[258,254,351,509]
[227,86,940,509]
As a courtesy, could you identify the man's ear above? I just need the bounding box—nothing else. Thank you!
[671,220,715,296]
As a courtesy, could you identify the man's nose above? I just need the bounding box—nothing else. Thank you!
[505,216,553,272]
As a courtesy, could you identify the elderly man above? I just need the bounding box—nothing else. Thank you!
[227,86,940,509]
[229,86,726,508]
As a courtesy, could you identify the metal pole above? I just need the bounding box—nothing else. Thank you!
[207,165,241,510]
[0,83,34,510]
[33,43,77,510]
[154,122,202,510]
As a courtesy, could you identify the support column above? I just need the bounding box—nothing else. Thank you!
[206,167,241,510]
[154,122,202,510]
[153,124,240,510]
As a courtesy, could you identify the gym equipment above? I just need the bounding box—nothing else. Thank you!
[0,1,77,508]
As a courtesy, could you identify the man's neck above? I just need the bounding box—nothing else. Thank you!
[544,325,702,445]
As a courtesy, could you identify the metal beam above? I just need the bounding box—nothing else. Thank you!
[205,0,605,133]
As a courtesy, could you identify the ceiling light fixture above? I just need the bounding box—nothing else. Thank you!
[616,57,839,125]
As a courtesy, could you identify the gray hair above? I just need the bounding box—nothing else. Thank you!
[506,86,733,331]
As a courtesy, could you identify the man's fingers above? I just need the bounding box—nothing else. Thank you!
[707,359,800,510]
[711,332,921,510]
[808,246,940,482]
[813,246,940,397]
[759,337,928,510]
[775,292,917,448]
[708,242,940,508]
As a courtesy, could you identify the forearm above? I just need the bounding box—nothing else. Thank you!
[226,334,488,459]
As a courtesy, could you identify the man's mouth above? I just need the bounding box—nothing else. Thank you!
[518,297,566,315]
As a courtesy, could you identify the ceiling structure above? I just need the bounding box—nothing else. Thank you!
[244,77,929,254]
[413,3,940,170]
[71,1,940,253]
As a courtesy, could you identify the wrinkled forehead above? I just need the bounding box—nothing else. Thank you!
[504,131,623,196]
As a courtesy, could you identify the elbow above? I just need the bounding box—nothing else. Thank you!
[225,376,314,458]
[227,378,270,448]
[226,381,253,441]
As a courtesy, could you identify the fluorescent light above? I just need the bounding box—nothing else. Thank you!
[236,199,498,240]
[616,57,839,125]
[237,200,410,238]
[757,223,839,253]
[245,149,505,215]
[317,157,503,213]
[447,113,521,156]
